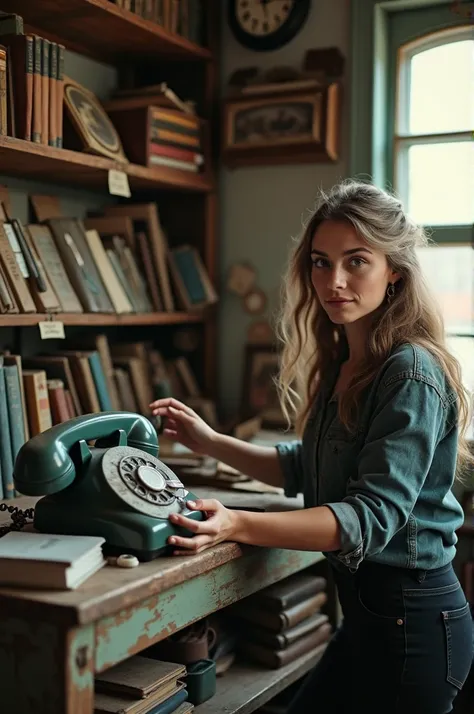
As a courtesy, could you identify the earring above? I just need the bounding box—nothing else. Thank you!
[386,283,396,303]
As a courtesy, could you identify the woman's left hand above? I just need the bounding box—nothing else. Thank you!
[168,498,239,555]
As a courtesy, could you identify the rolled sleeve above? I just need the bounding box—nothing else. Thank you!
[275,440,304,498]
[324,375,446,571]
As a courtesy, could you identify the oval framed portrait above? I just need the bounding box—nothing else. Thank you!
[64,77,128,162]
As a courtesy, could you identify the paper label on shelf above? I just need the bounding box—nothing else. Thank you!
[108,169,131,198]
[38,321,66,340]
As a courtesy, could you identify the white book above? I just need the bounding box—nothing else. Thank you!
[0,531,106,590]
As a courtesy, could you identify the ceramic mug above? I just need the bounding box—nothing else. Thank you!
[151,619,217,664]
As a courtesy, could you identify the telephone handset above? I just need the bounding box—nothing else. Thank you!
[13,412,204,560]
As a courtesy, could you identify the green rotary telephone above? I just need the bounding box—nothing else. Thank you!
[13,412,204,560]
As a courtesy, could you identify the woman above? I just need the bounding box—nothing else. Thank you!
[150,180,473,713]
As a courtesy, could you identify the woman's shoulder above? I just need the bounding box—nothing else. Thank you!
[377,343,452,398]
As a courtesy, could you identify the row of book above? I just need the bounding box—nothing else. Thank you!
[0,12,65,145]
[0,193,217,315]
[0,334,205,500]
[108,0,206,46]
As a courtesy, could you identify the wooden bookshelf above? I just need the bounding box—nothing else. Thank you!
[0,137,213,193]
[0,0,212,62]
[0,311,205,328]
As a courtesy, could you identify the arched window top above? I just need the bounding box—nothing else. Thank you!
[397,25,474,136]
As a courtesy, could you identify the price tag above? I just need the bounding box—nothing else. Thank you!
[108,169,131,198]
[38,320,65,340]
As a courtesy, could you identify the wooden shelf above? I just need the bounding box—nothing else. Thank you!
[0,312,204,328]
[195,646,326,714]
[0,0,212,63]
[0,137,213,193]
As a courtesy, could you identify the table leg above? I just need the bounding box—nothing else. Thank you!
[0,610,95,714]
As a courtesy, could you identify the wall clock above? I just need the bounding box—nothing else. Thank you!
[228,0,311,52]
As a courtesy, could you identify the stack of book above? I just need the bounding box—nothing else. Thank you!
[94,655,192,714]
[0,12,65,145]
[148,106,203,173]
[230,573,332,669]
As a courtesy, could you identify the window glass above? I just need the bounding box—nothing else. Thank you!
[408,39,474,134]
[416,245,474,333]
[406,142,474,225]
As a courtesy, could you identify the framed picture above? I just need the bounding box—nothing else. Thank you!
[63,77,128,162]
[241,343,286,428]
[223,82,340,168]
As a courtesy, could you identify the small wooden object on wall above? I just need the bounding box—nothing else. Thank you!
[243,287,267,316]
[223,81,341,168]
[226,262,257,297]
[63,77,128,162]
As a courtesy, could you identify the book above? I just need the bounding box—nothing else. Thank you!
[231,590,328,632]
[244,612,330,650]
[248,573,327,612]
[94,682,185,714]
[238,622,332,669]
[0,531,106,590]
[95,656,186,698]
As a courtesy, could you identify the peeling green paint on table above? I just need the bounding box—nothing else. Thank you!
[95,548,323,672]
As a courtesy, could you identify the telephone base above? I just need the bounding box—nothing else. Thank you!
[104,542,176,561]
[33,492,205,562]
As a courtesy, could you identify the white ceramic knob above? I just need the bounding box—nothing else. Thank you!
[117,554,139,568]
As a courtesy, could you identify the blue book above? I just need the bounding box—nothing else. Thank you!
[148,688,188,714]
[4,364,27,460]
[0,361,13,499]
[87,352,113,411]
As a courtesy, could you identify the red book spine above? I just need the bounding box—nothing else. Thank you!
[149,142,202,164]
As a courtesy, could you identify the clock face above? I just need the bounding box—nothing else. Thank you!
[229,0,310,51]
[236,0,294,38]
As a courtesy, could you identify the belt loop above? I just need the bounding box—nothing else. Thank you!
[417,569,427,582]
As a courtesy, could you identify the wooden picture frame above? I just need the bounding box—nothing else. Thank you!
[63,76,128,162]
[241,343,285,428]
[168,244,218,311]
[223,82,340,168]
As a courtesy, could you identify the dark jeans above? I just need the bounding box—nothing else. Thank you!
[287,561,473,714]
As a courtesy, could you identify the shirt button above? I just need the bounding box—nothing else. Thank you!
[396,618,404,625]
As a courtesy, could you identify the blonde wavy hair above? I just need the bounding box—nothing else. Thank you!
[276,179,473,476]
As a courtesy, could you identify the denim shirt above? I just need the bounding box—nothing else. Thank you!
[276,343,465,573]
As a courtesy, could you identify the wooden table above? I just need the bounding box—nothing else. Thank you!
[0,490,327,714]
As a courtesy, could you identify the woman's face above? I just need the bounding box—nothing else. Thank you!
[310,219,400,326]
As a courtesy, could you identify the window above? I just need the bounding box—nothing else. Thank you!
[395,28,474,226]
[394,27,474,437]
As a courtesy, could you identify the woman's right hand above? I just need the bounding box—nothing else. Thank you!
[149,397,218,455]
